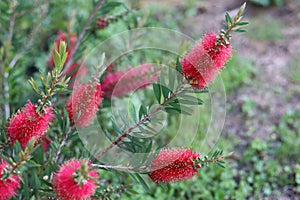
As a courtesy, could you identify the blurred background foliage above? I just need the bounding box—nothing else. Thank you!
[1,0,300,199]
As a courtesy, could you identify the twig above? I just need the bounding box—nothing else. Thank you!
[3,10,16,119]
[94,83,186,161]
[63,0,106,74]
[53,128,73,163]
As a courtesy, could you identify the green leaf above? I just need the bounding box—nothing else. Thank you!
[99,2,124,15]
[63,107,70,133]
[168,67,175,90]
[152,83,161,103]
[180,95,204,105]
[235,29,246,33]
[135,173,150,192]
[111,116,122,135]
[236,21,249,26]
[176,57,182,74]
[129,102,137,122]
[164,107,181,114]
[225,12,232,24]
[161,85,172,99]
[139,104,147,120]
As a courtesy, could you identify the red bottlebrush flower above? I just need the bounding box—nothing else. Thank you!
[0,160,21,200]
[181,32,233,89]
[53,159,99,200]
[6,100,54,148]
[102,63,159,98]
[149,148,200,183]
[96,16,109,29]
[67,79,103,128]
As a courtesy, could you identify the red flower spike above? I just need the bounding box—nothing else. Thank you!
[102,63,159,98]
[67,80,103,128]
[53,159,99,200]
[181,32,233,89]
[6,100,54,148]
[149,148,200,183]
[0,160,21,200]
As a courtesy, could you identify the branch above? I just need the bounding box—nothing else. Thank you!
[53,128,73,163]
[94,83,186,161]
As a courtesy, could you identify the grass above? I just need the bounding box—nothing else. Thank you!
[222,53,257,94]
[246,15,284,41]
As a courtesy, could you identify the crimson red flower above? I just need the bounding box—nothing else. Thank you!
[0,160,21,200]
[53,159,99,200]
[67,80,103,128]
[181,32,233,89]
[102,63,159,97]
[6,100,54,148]
[149,148,200,183]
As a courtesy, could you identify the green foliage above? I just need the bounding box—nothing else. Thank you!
[250,0,284,7]
[222,53,257,94]
[247,16,284,40]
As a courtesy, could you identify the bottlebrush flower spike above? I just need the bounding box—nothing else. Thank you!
[67,79,103,128]
[6,100,54,148]
[0,160,21,200]
[102,63,159,98]
[53,159,99,200]
[181,32,233,89]
[149,148,200,183]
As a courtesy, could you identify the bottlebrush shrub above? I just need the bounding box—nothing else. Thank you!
[0,1,248,199]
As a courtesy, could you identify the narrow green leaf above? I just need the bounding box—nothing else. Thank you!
[176,57,182,74]
[236,21,249,26]
[235,29,246,33]
[139,104,147,120]
[164,107,181,114]
[161,85,171,99]
[135,174,150,192]
[225,12,232,24]
[152,83,161,103]
[111,117,122,135]
[168,67,175,90]
[130,102,137,122]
